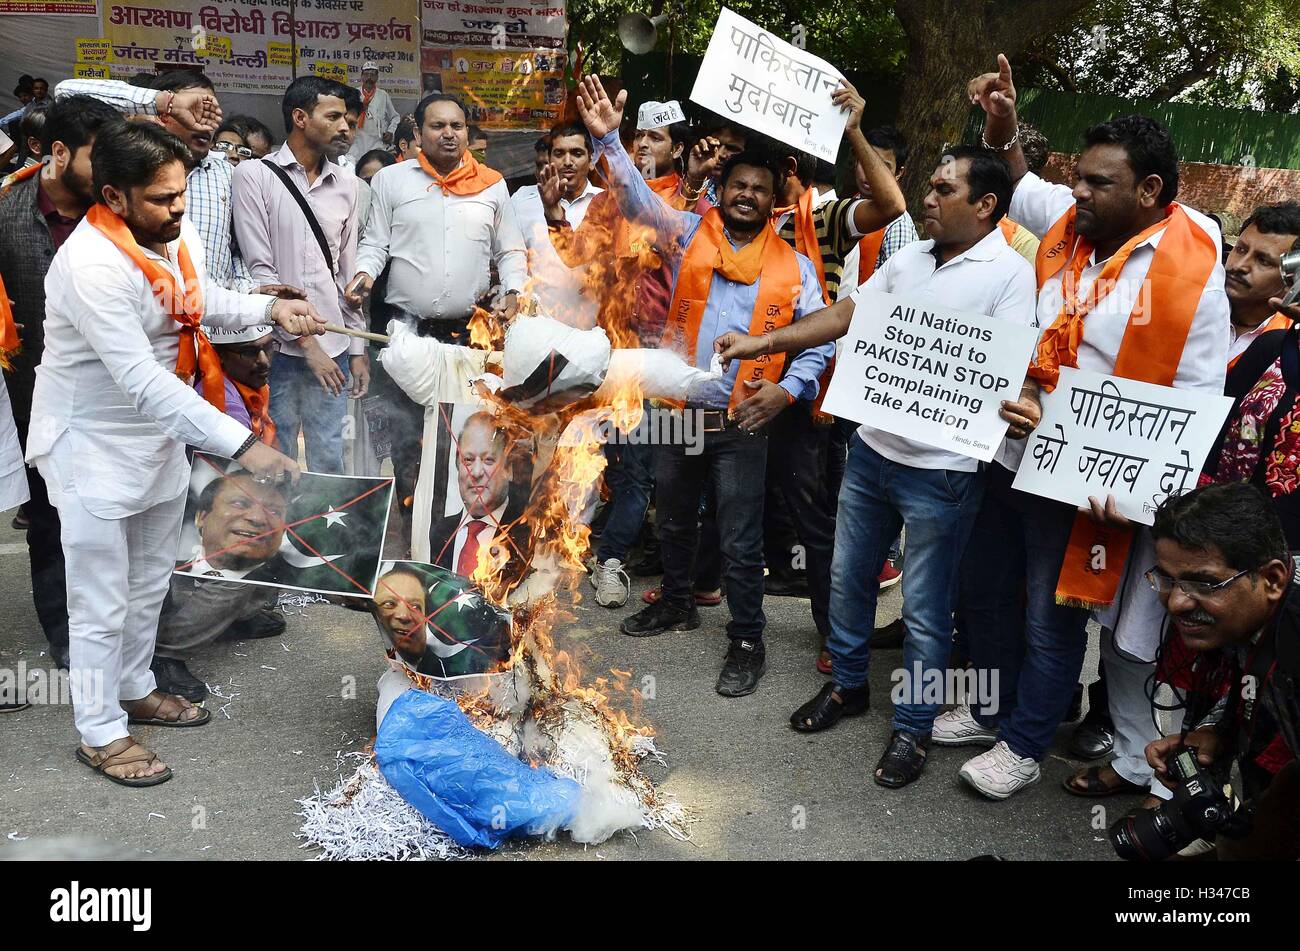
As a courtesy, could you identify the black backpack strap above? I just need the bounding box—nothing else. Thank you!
[261,158,333,274]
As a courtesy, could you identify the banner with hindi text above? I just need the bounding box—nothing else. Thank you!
[99,0,420,97]
[420,0,565,51]
[421,46,566,129]
[1011,368,1233,525]
[1,0,98,13]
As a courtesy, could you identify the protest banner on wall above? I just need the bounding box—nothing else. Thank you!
[1,0,97,13]
[421,46,566,128]
[99,0,421,97]
[820,288,1040,462]
[420,0,565,51]
[689,6,848,161]
[1012,367,1233,525]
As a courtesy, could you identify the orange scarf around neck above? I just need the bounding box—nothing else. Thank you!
[856,227,887,288]
[417,150,502,196]
[1031,202,1219,609]
[359,86,375,129]
[662,208,800,409]
[86,203,226,408]
[232,378,277,445]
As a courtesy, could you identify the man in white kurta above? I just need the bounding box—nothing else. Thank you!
[347,64,400,162]
[29,121,323,782]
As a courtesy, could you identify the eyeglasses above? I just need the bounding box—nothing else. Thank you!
[213,140,253,160]
[224,339,280,361]
[1144,566,1254,599]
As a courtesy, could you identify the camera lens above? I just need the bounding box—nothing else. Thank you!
[1109,807,1183,862]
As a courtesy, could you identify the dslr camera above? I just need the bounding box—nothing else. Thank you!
[1108,746,1250,861]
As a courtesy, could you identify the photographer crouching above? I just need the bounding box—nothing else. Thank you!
[1110,482,1300,860]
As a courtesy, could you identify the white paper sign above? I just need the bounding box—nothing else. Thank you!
[1012,367,1233,525]
[638,100,686,129]
[820,289,1040,462]
[689,7,848,161]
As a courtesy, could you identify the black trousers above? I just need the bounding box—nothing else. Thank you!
[656,421,768,640]
[6,367,68,655]
[763,401,836,640]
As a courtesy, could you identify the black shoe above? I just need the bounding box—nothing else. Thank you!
[48,642,70,671]
[1069,718,1115,759]
[11,510,29,531]
[620,601,700,637]
[764,573,810,598]
[874,730,930,789]
[716,639,767,697]
[1065,682,1085,723]
[224,610,286,641]
[627,552,663,576]
[150,657,208,702]
[870,617,906,649]
[790,681,870,731]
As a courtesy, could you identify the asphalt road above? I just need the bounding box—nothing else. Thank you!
[0,512,1118,861]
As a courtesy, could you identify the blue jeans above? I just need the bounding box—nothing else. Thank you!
[269,352,350,474]
[958,462,1090,761]
[827,436,983,734]
[598,438,653,563]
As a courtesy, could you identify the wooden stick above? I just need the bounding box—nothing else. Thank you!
[323,323,389,344]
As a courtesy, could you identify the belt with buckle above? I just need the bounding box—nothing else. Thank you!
[698,409,730,432]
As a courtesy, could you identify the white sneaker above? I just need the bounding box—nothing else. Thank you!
[959,741,1041,800]
[590,558,630,608]
[931,704,997,747]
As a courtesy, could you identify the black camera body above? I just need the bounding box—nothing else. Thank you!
[1109,746,1244,861]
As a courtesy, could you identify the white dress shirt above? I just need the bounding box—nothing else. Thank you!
[355,158,528,321]
[1009,173,1232,661]
[856,226,1039,473]
[512,178,603,327]
[1229,317,1281,365]
[348,86,400,160]
[29,216,273,518]
[232,142,364,359]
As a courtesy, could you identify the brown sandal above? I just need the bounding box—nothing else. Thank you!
[75,737,173,787]
[1062,764,1149,797]
[124,689,211,728]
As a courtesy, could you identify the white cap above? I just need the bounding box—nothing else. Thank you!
[203,324,273,345]
[637,100,685,130]
[362,62,379,73]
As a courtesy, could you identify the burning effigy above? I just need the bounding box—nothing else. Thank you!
[298,303,711,858]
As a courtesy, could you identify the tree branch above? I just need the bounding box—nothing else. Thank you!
[1025,51,1078,92]
[989,0,1098,52]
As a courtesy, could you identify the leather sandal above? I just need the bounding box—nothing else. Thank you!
[790,682,870,732]
[123,689,211,728]
[874,730,930,789]
[1062,764,1149,797]
[75,737,173,787]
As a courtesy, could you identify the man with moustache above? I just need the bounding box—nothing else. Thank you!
[234,76,369,475]
[30,121,325,786]
[956,55,1228,801]
[0,96,121,672]
[1223,202,1300,368]
[1143,483,1300,859]
[348,63,400,162]
[575,77,832,696]
[347,93,527,344]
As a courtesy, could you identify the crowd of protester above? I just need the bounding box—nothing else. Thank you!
[0,54,1296,859]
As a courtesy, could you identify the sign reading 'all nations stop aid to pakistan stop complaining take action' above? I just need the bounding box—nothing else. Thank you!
[820,288,1041,462]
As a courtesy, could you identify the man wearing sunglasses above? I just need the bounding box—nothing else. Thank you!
[1142,482,1300,858]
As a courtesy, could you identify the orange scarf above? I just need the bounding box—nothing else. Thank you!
[856,227,886,288]
[358,86,375,129]
[663,208,800,409]
[998,217,1021,244]
[1031,202,1219,609]
[416,150,502,196]
[1227,312,1293,371]
[86,204,226,408]
[773,187,830,304]
[232,378,277,446]
[615,170,684,259]
[1,166,59,369]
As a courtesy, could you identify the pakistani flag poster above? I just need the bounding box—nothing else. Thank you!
[173,452,395,599]
[372,560,514,683]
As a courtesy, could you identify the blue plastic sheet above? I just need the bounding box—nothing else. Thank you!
[375,689,582,849]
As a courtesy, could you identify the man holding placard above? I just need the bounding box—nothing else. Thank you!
[574,76,832,698]
[960,55,1229,802]
[717,146,1039,788]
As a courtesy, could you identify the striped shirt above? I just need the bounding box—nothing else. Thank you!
[775,196,865,300]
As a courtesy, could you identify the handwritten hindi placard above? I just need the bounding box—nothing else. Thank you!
[820,289,1040,462]
[689,7,848,161]
[1012,368,1233,525]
